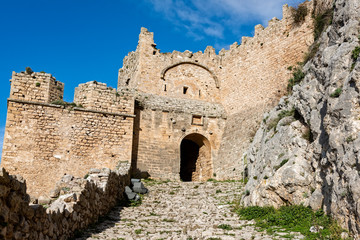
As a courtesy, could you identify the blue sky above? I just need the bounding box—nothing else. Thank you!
[0,0,303,158]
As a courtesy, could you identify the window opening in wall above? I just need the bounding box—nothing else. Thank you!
[126,79,130,85]
[199,90,201,97]
[192,115,203,125]
[183,86,188,94]
[153,51,156,55]
[164,84,167,92]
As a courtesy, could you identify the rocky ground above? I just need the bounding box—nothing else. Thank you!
[74,180,304,240]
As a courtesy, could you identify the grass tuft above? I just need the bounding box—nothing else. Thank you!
[330,88,342,98]
[235,205,349,239]
[267,109,295,131]
[288,68,305,93]
[217,224,233,230]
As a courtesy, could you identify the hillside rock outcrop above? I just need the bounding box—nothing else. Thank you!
[243,0,360,236]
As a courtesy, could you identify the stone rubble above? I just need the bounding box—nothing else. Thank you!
[0,166,130,239]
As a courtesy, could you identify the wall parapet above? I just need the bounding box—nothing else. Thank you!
[0,165,130,239]
[7,98,136,118]
[129,91,227,119]
[10,71,64,104]
[74,81,134,115]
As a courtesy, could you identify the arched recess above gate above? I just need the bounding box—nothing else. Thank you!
[160,61,220,89]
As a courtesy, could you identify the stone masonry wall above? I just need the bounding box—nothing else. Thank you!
[1,100,134,197]
[0,166,130,240]
[9,72,64,103]
[74,81,134,114]
[131,92,226,180]
[118,1,315,179]
[1,72,135,197]
[118,2,314,115]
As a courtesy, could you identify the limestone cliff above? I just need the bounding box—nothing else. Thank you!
[243,0,360,236]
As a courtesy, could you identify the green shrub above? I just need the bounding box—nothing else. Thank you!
[235,205,348,239]
[243,177,248,185]
[25,67,33,74]
[162,218,175,222]
[287,68,305,93]
[352,46,360,61]
[130,194,143,207]
[346,136,355,143]
[330,88,342,98]
[314,9,333,40]
[237,206,276,220]
[351,46,360,70]
[274,159,289,171]
[267,109,295,131]
[217,224,233,230]
[304,43,320,64]
[35,82,41,87]
[292,5,308,25]
[253,176,258,180]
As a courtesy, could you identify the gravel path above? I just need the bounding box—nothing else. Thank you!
[74,180,303,240]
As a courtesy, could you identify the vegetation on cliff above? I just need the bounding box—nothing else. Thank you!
[235,205,351,239]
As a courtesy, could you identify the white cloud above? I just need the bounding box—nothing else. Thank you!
[144,0,304,41]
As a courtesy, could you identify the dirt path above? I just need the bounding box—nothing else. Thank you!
[74,180,303,240]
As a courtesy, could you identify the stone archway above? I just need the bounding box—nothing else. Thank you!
[180,133,212,181]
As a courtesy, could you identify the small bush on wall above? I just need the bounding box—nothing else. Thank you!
[292,5,308,25]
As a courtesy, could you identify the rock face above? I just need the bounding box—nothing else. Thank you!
[243,0,360,236]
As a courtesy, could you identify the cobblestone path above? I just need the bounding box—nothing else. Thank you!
[75,180,303,240]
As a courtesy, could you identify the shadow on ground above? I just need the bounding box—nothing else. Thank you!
[70,200,131,240]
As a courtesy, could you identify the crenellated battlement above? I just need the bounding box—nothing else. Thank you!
[118,1,314,115]
[9,71,64,103]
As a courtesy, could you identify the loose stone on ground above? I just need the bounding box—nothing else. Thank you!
[75,181,304,240]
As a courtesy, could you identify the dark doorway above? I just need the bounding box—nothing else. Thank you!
[179,133,212,182]
[180,139,199,181]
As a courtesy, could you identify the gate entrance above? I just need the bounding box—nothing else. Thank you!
[180,133,212,181]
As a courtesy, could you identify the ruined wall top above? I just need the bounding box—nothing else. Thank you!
[10,71,64,103]
[118,1,315,115]
[74,81,134,114]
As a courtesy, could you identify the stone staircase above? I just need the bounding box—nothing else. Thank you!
[74,180,304,240]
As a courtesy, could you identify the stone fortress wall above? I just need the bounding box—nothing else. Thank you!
[1,72,135,197]
[1,0,317,197]
[118,1,315,180]
[132,92,227,181]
